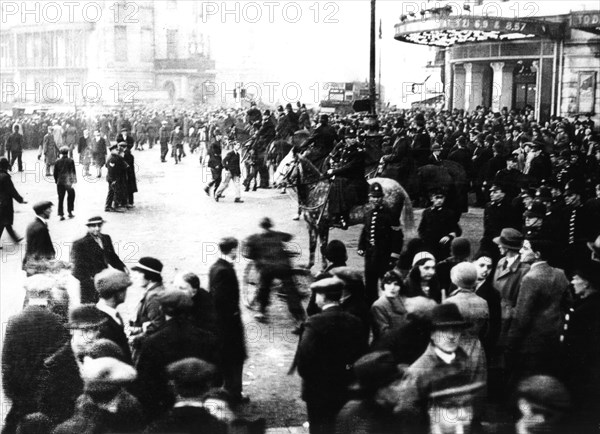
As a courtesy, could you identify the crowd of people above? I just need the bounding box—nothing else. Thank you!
[1,101,600,434]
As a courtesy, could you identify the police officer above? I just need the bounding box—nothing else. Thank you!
[358,182,403,306]
[105,144,129,212]
[560,181,595,273]
[326,128,368,230]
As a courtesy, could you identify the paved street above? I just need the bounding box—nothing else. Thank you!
[0,148,483,428]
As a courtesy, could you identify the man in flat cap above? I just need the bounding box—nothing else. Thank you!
[23,201,55,271]
[53,146,77,221]
[158,120,171,163]
[136,290,219,417]
[37,305,108,425]
[53,356,143,434]
[294,277,367,434]
[393,304,486,433]
[94,269,132,363]
[146,358,227,433]
[71,216,126,304]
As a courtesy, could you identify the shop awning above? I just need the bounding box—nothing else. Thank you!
[394,15,563,47]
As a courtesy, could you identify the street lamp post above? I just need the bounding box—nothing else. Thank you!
[369,0,377,114]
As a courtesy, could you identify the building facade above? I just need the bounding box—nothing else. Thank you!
[394,8,600,127]
[0,0,216,108]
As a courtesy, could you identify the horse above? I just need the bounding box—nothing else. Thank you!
[274,150,415,270]
[415,161,469,216]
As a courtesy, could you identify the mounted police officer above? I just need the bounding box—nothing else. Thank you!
[299,114,338,172]
[326,128,368,230]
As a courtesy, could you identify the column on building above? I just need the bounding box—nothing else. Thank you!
[444,53,453,110]
[453,64,466,111]
[464,63,485,112]
[490,62,505,113]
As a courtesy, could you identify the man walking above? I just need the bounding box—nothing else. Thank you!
[39,125,58,177]
[7,124,24,172]
[53,146,77,221]
[209,237,248,404]
[23,201,55,271]
[215,142,243,203]
[0,157,26,247]
[105,144,129,212]
[71,216,126,304]
[159,121,170,163]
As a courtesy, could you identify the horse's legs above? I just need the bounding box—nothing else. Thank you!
[318,224,329,272]
[307,223,317,270]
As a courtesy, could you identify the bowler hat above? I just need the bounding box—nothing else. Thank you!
[131,257,163,276]
[86,216,106,226]
[87,339,126,362]
[368,182,384,198]
[33,201,53,215]
[68,304,107,329]
[573,260,600,289]
[259,217,273,229]
[493,228,524,251]
[167,357,216,387]
[523,201,546,218]
[81,357,137,392]
[430,303,469,329]
[95,269,131,299]
[108,143,118,151]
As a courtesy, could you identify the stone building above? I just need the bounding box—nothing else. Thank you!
[0,1,216,107]
[394,7,600,127]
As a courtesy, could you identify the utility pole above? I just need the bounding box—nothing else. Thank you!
[369,0,377,114]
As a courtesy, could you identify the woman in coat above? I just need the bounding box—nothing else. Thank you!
[403,252,442,303]
[0,157,26,244]
[371,271,407,341]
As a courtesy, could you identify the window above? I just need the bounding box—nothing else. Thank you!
[114,25,127,61]
[166,29,178,59]
[140,28,153,62]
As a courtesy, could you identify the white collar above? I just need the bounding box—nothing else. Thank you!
[174,400,205,408]
[96,299,121,325]
[506,255,519,267]
[36,215,48,225]
[221,254,235,264]
[321,303,338,311]
[433,346,456,364]
[531,261,547,269]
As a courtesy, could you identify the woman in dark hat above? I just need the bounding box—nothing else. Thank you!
[0,156,26,247]
[560,260,600,431]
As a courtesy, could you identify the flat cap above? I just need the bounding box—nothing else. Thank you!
[517,375,571,412]
[33,201,53,214]
[157,290,193,316]
[167,357,216,387]
[95,269,131,299]
[310,276,345,295]
[82,357,137,392]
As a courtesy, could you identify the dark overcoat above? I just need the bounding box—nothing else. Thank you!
[209,258,247,364]
[0,171,24,226]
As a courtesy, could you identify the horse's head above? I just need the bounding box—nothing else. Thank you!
[273,151,300,188]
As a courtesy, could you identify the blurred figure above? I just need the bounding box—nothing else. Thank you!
[22,201,55,272]
[175,272,217,334]
[145,358,228,434]
[515,376,571,434]
[0,156,26,246]
[53,146,77,220]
